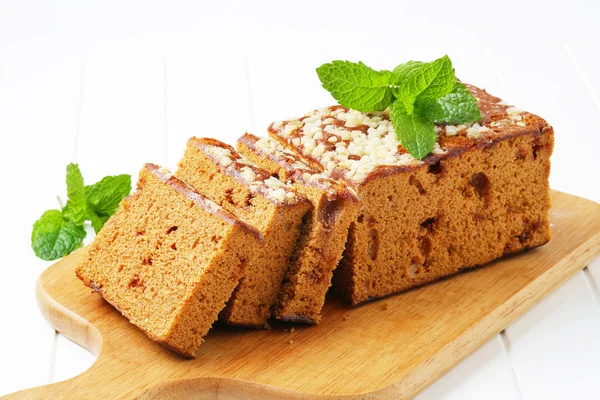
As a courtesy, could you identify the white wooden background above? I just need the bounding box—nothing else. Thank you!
[1,1,600,398]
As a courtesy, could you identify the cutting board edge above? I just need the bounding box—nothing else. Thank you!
[28,231,600,400]
[7,191,600,399]
[390,228,600,398]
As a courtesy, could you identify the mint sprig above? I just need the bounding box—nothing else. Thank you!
[415,81,482,124]
[62,163,87,225]
[390,101,436,160]
[85,174,131,224]
[316,61,394,112]
[32,210,86,261]
[31,163,131,261]
[317,55,482,160]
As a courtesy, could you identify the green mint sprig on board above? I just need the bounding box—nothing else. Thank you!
[316,55,482,160]
[31,163,131,261]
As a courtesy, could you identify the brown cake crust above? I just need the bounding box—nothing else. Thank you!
[267,84,554,305]
[237,133,359,323]
[177,138,312,327]
[76,164,262,357]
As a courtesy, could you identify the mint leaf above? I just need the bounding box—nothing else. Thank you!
[62,163,87,225]
[31,210,86,261]
[89,212,110,234]
[316,61,394,112]
[399,55,456,114]
[316,56,483,161]
[392,61,424,84]
[86,174,131,216]
[85,174,130,234]
[390,100,436,160]
[31,165,131,260]
[415,82,482,124]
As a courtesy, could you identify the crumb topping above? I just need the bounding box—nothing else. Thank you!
[203,197,222,213]
[268,86,529,184]
[157,165,173,179]
[196,140,299,204]
[249,134,354,196]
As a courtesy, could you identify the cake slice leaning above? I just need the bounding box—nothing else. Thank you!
[76,163,262,357]
[177,137,312,327]
[237,133,359,324]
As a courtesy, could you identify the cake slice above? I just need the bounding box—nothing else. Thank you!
[76,164,262,357]
[237,133,359,323]
[177,138,312,327]
[268,84,554,306]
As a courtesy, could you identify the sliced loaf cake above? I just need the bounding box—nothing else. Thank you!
[267,85,553,306]
[237,133,359,323]
[76,164,262,357]
[177,138,312,327]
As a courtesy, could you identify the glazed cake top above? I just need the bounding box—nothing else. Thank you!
[268,84,546,185]
[238,133,358,200]
[187,137,303,204]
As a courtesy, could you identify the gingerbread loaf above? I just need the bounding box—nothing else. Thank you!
[177,137,312,327]
[76,164,262,357]
[267,84,554,306]
[237,133,359,323]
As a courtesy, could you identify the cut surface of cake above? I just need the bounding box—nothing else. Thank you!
[177,137,312,327]
[75,164,262,357]
[268,84,554,305]
[237,133,359,323]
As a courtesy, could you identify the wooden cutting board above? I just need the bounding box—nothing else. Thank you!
[4,191,600,399]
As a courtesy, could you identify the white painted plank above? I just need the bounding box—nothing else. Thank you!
[50,56,166,387]
[489,45,600,400]
[405,47,522,400]
[406,47,505,98]
[248,42,330,134]
[417,336,521,400]
[166,51,251,166]
[0,57,83,396]
[566,46,600,115]
[51,334,96,384]
[504,272,600,400]
[1,0,600,62]
[75,56,166,183]
[586,257,600,306]
[486,46,600,203]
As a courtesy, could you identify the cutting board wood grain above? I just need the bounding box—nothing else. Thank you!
[4,191,600,399]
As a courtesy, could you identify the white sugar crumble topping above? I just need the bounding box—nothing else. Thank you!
[506,107,522,116]
[445,125,459,136]
[157,166,173,178]
[204,198,221,213]
[270,97,530,184]
[254,136,309,169]
[239,166,257,184]
[250,134,351,192]
[275,107,427,183]
[203,145,233,168]
[200,141,299,204]
[466,123,482,139]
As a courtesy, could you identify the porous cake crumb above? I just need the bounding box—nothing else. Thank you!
[76,164,262,357]
[177,138,312,327]
[238,133,359,324]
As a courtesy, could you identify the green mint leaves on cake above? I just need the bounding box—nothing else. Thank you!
[31,163,131,261]
[316,61,394,112]
[316,55,482,160]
